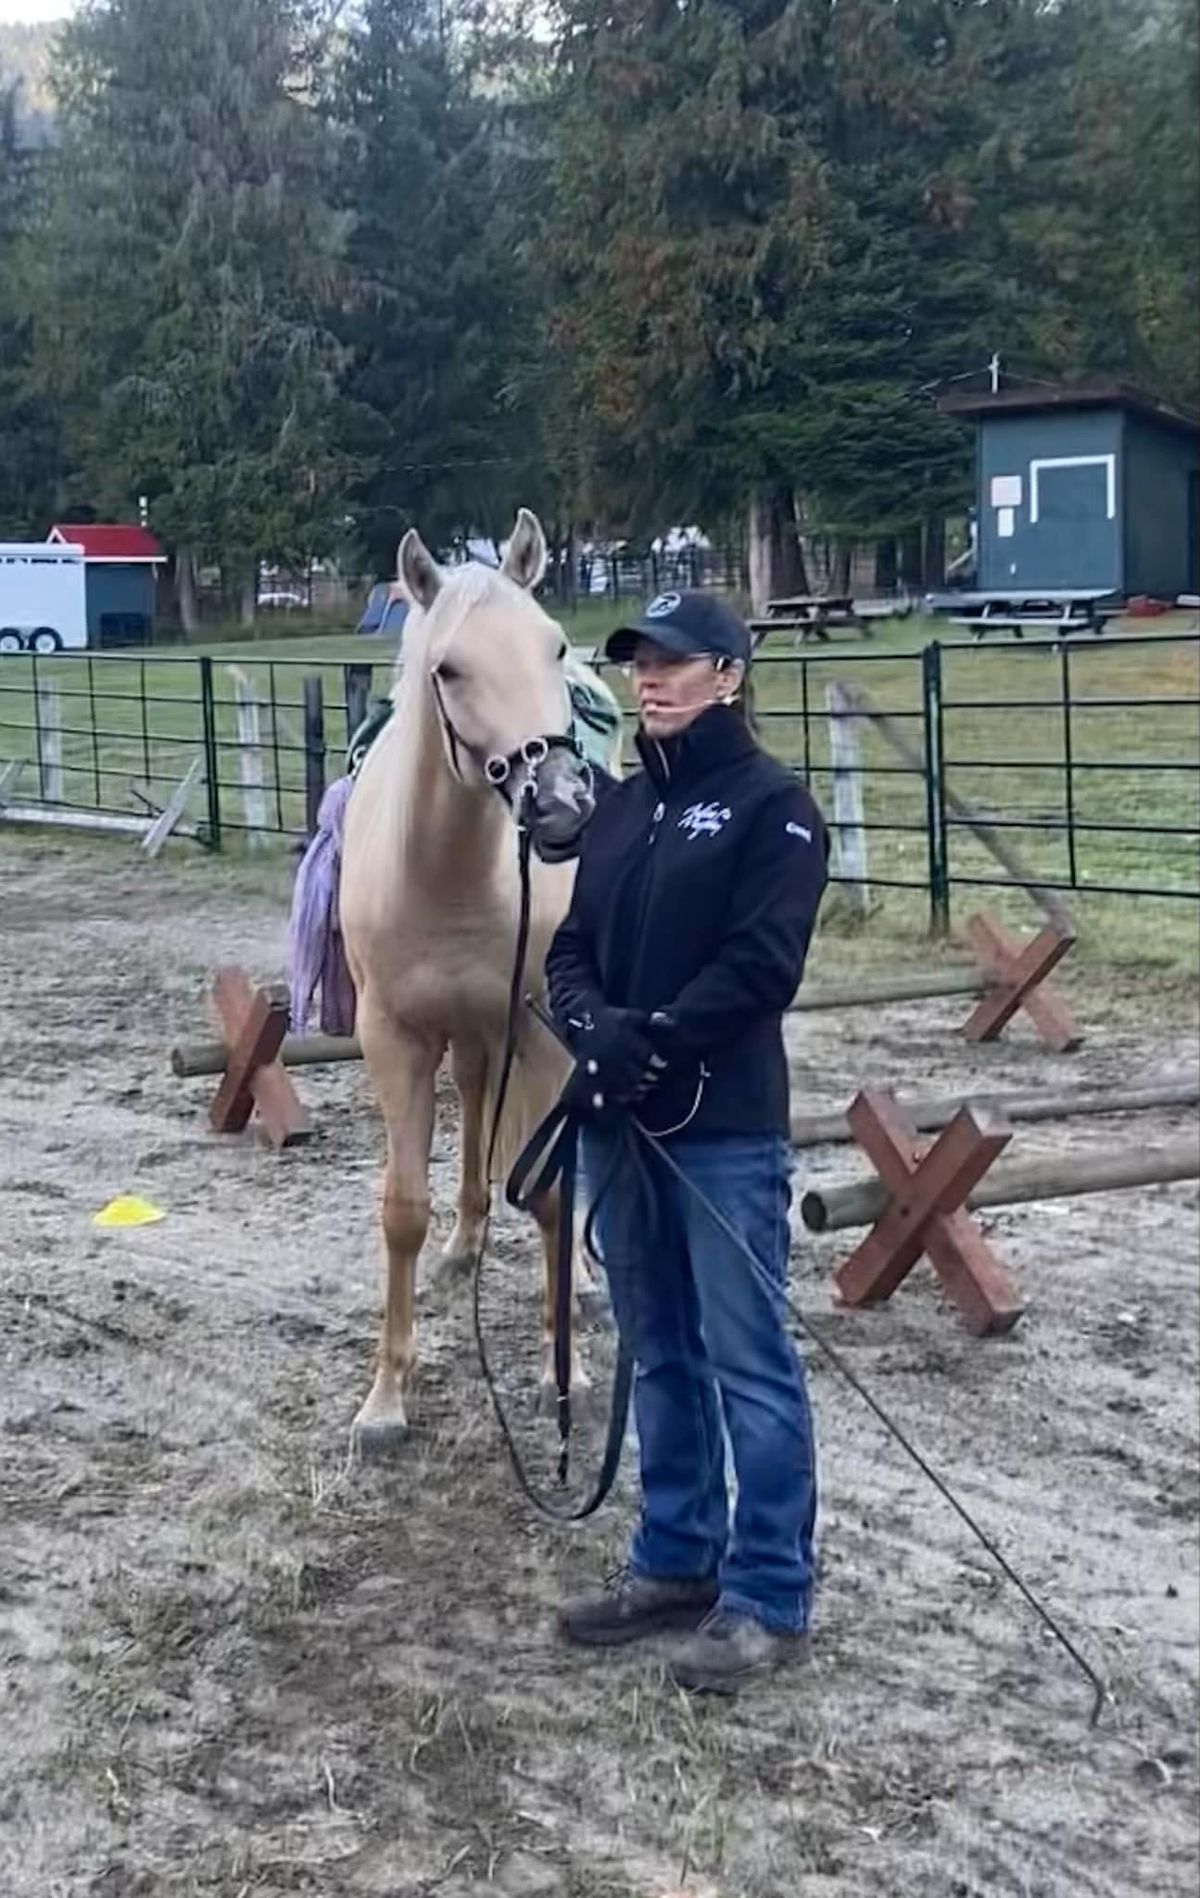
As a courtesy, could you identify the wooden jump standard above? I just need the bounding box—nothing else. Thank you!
[173,909,1079,1147]
[799,1088,1200,1337]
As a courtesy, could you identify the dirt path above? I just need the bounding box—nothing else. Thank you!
[1,839,1197,1898]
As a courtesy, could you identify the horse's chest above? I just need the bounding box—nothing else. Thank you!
[372,908,527,1028]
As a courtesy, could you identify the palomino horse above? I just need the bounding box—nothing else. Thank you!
[340,510,617,1452]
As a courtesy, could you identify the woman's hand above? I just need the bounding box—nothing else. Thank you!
[565,1007,659,1121]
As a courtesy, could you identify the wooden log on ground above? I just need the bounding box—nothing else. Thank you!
[170,952,1064,1078]
[790,1077,1200,1149]
[788,970,986,1012]
[802,1134,1200,1234]
[173,1029,362,1078]
[172,973,983,1076]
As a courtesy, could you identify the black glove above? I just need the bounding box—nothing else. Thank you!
[564,1007,657,1123]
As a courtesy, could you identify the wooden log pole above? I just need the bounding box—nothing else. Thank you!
[37,679,63,804]
[830,677,1076,936]
[172,1029,362,1078]
[790,1077,1200,1149]
[826,681,869,917]
[788,969,985,1012]
[802,1134,1200,1234]
[234,674,268,848]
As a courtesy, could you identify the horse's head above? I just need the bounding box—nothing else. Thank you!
[396,508,597,862]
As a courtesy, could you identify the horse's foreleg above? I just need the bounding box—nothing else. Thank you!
[530,1182,592,1416]
[352,1009,443,1455]
[441,1037,489,1277]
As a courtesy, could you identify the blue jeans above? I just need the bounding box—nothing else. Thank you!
[582,1129,817,1633]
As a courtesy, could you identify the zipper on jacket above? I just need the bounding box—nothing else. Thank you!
[647,740,670,847]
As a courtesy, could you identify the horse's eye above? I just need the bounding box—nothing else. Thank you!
[434,659,460,683]
[556,642,568,662]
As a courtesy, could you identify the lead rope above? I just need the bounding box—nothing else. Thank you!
[524,995,1108,1727]
[471,816,635,1522]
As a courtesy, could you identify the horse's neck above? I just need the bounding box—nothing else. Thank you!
[392,686,511,900]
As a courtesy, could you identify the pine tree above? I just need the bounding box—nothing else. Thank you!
[0,81,64,538]
[543,0,1008,585]
[31,0,349,622]
[325,0,544,574]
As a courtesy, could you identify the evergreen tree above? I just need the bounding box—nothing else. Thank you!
[326,0,544,574]
[0,81,64,538]
[32,0,349,621]
[545,0,1009,578]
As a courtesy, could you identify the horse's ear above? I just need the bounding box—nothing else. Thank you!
[501,508,547,592]
[397,528,441,610]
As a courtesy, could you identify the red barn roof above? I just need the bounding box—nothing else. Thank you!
[47,523,165,563]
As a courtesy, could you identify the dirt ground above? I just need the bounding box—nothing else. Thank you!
[2,838,1198,1898]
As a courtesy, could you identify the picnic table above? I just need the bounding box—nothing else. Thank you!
[931,589,1120,640]
[748,594,870,646]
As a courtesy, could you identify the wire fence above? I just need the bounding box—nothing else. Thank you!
[0,631,1196,924]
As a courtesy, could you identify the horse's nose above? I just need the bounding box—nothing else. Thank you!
[527,752,595,857]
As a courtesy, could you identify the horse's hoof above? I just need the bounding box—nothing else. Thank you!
[535,1374,594,1421]
[351,1415,410,1460]
[577,1284,613,1328]
[437,1246,480,1284]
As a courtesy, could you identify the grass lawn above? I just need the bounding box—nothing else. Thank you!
[0,603,1196,972]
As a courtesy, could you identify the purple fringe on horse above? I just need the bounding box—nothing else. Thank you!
[289,775,358,1036]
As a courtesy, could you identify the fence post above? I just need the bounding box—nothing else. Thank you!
[199,655,222,850]
[1059,644,1078,887]
[234,673,268,848]
[343,663,373,747]
[921,642,951,935]
[304,675,326,839]
[36,677,63,804]
[826,682,869,917]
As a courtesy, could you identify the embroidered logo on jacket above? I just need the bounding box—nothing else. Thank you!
[786,820,813,842]
[679,801,732,840]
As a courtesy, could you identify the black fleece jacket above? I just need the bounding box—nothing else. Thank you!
[545,705,828,1138]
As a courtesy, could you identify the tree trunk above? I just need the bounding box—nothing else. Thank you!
[874,537,898,594]
[899,526,923,591]
[239,565,257,629]
[747,485,806,615]
[832,539,853,594]
[175,550,200,637]
[923,515,946,588]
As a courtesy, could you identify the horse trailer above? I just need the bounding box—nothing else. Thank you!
[0,544,89,654]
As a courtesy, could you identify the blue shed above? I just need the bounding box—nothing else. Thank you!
[938,382,1200,601]
[47,523,165,646]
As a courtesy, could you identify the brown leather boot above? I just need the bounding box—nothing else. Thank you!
[669,1608,811,1694]
[558,1568,719,1648]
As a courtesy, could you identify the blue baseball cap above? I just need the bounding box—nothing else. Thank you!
[605,589,752,666]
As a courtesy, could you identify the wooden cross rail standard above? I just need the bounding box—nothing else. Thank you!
[205,966,311,1148]
[800,1087,1200,1336]
[785,909,1080,1051]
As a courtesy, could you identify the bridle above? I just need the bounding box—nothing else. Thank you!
[429,667,592,825]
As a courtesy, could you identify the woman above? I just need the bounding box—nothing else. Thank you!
[546,589,829,1696]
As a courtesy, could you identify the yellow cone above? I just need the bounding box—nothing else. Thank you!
[93,1195,166,1230]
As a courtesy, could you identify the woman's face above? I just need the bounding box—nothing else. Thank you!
[631,638,742,739]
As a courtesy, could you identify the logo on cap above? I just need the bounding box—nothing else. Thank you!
[645,592,681,619]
